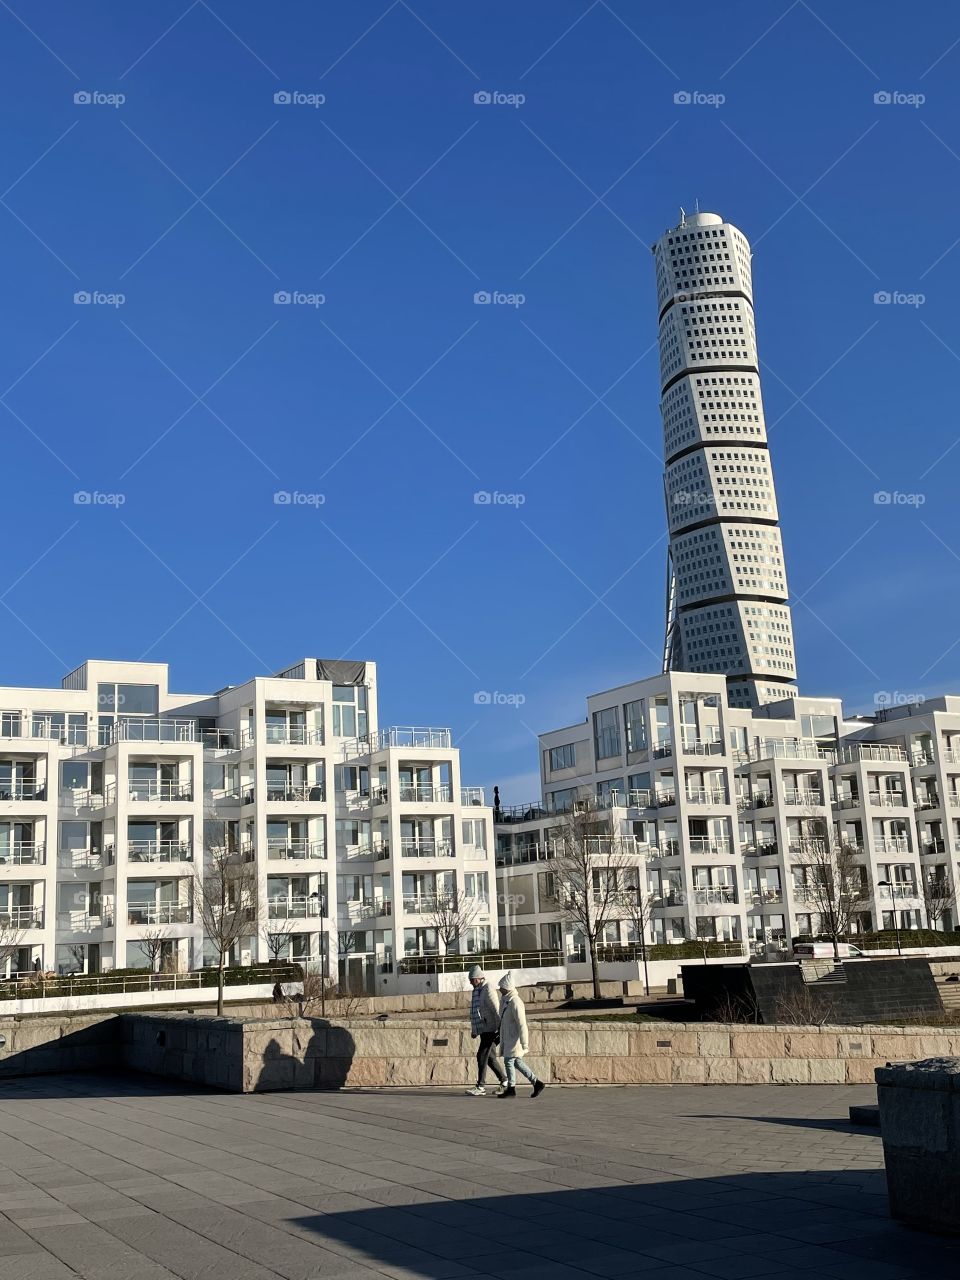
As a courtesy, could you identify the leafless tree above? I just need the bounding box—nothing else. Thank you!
[551,799,636,999]
[923,870,957,930]
[195,841,258,1016]
[794,814,871,961]
[618,860,656,995]
[139,927,171,974]
[426,884,483,954]
[0,915,24,979]
[262,921,295,964]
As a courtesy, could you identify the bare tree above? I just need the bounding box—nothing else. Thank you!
[139,927,170,974]
[195,842,258,1016]
[923,870,957,931]
[262,921,295,964]
[426,884,483,954]
[618,860,656,995]
[794,815,870,961]
[0,915,24,980]
[551,800,635,999]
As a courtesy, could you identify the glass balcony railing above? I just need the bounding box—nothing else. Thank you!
[399,837,454,858]
[0,781,45,801]
[127,782,194,803]
[126,840,193,864]
[112,718,199,744]
[126,903,192,926]
[0,842,45,865]
[267,895,323,920]
[398,783,452,803]
[0,906,43,928]
[266,838,326,860]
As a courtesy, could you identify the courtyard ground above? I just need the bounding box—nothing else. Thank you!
[0,1072,957,1279]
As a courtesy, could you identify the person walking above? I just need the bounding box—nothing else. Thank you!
[497,972,545,1099]
[465,963,506,1096]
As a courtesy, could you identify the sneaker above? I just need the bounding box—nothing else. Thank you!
[531,1080,546,1099]
[465,1086,486,1096]
[497,1086,517,1099]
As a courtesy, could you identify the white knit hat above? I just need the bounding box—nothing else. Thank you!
[467,964,483,980]
[498,971,515,991]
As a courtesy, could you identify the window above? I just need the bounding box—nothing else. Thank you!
[98,683,158,715]
[596,778,624,804]
[624,700,645,752]
[593,707,621,761]
[462,818,486,850]
[548,743,576,771]
[332,685,368,738]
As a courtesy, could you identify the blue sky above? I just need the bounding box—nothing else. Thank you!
[1,0,959,801]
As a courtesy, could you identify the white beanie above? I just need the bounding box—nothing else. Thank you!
[498,971,515,991]
[467,964,483,980]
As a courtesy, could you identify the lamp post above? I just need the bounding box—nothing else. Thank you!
[878,881,902,955]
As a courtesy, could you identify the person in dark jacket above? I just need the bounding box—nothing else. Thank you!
[465,964,506,1096]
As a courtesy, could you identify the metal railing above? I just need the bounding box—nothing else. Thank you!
[751,739,835,763]
[680,738,724,756]
[879,883,920,900]
[267,895,323,920]
[689,886,738,905]
[0,715,88,745]
[461,786,485,806]
[0,906,43,928]
[398,947,564,975]
[742,842,779,858]
[56,911,113,931]
[58,846,114,869]
[242,725,323,747]
[494,802,549,824]
[127,840,193,864]
[111,718,200,744]
[343,897,391,921]
[782,790,825,806]
[266,839,327,860]
[685,787,728,805]
[739,793,773,810]
[59,788,106,812]
[126,903,192,925]
[359,726,452,752]
[496,843,554,867]
[201,729,237,751]
[867,791,908,808]
[837,743,909,764]
[652,742,673,758]
[914,794,941,810]
[0,965,298,1001]
[687,836,732,855]
[402,894,438,913]
[243,783,326,804]
[0,842,45,865]
[127,782,194,803]
[0,781,45,801]
[398,783,452,803]
[399,837,454,858]
[749,888,784,904]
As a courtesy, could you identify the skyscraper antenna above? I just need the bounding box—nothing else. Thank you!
[679,206,686,224]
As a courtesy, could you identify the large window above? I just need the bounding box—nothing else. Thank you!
[548,743,576,772]
[623,700,645,752]
[593,707,621,761]
[97,683,158,715]
[332,685,368,738]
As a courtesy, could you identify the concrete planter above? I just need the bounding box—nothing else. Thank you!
[876,1057,960,1234]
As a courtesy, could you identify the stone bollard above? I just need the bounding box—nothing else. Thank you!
[875,1057,960,1234]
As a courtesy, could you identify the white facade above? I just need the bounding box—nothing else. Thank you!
[0,658,496,991]
[654,211,798,709]
[495,671,960,956]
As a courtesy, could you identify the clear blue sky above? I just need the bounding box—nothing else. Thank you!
[2,1,959,801]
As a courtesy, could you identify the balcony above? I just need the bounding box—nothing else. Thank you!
[201,729,237,751]
[783,789,825,806]
[127,782,194,804]
[0,841,45,866]
[867,792,908,808]
[873,836,912,854]
[838,743,908,764]
[58,845,114,870]
[834,795,861,810]
[496,843,554,867]
[685,787,727,805]
[242,725,323,747]
[654,790,677,807]
[267,838,327,861]
[1,714,87,745]
[461,786,485,806]
[400,837,454,858]
[56,910,112,932]
[111,718,199,744]
[267,895,323,920]
[370,726,451,751]
[652,742,673,759]
[915,793,941,811]
[399,783,452,804]
[742,842,778,858]
[0,905,43,928]
[912,749,935,766]
[752,738,835,763]
[244,783,325,804]
[342,897,391,922]
[127,840,193,864]
[750,888,784,905]
[59,788,106,813]
[126,903,192,926]
[880,883,920,901]
[687,836,731,855]
[680,738,724,756]
[402,893,439,913]
[0,781,46,801]
[690,886,738,905]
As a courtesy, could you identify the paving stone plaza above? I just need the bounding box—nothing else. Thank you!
[1,1075,960,1279]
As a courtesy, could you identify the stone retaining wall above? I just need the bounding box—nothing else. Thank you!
[121,1013,960,1091]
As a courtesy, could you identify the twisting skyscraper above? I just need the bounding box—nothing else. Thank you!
[653,210,797,710]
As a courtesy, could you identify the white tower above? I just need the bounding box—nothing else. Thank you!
[653,210,798,710]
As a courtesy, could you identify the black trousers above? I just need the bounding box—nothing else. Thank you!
[476,1031,505,1085]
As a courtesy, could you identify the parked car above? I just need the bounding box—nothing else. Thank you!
[792,941,865,959]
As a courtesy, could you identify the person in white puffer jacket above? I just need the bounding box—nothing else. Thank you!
[497,972,546,1099]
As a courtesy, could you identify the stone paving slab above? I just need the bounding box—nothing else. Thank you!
[0,1073,958,1280]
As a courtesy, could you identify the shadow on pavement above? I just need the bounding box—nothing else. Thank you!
[689,1111,869,1134]
[289,1170,960,1280]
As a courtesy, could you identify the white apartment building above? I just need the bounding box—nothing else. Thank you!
[0,657,496,991]
[495,671,960,957]
[655,211,798,709]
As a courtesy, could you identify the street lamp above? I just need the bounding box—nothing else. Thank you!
[878,881,902,955]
